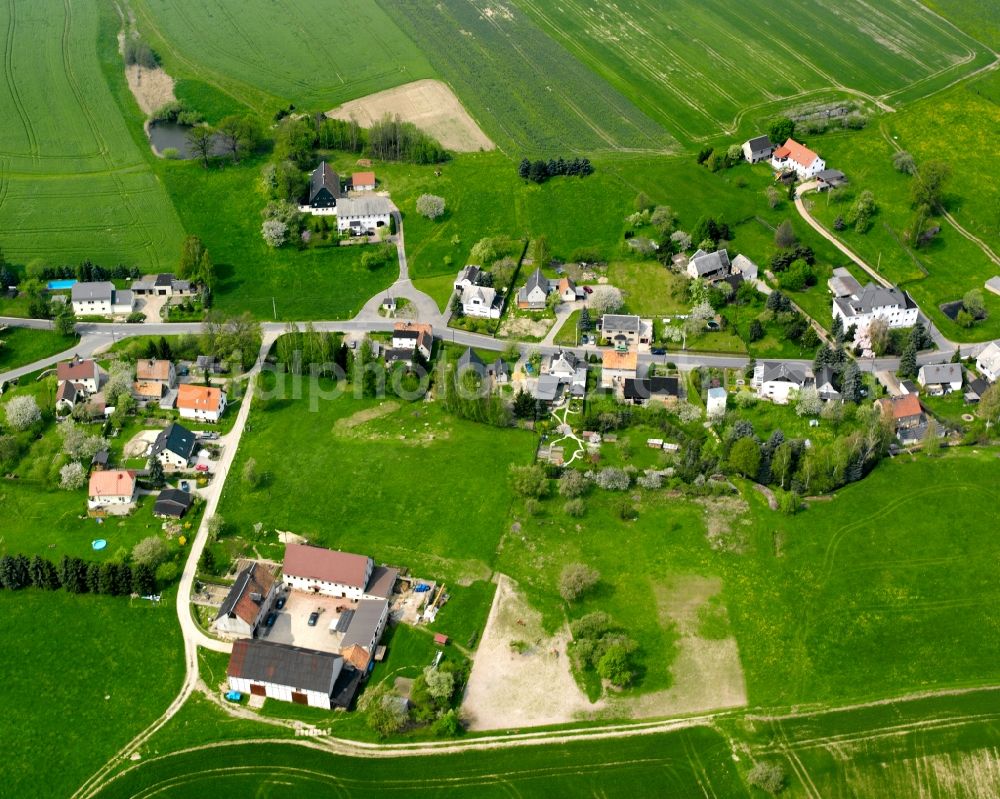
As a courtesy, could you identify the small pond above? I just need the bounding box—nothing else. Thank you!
[148,121,227,159]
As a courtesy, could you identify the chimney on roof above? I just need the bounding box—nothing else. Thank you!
[250,592,262,602]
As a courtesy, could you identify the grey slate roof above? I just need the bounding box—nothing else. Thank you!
[154,488,194,518]
[336,195,391,217]
[968,377,990,397]
[919,362,963,385]
[816,169,847,184]
[309,162,340,203]
[113,289,134,307]
[151,422,196,461]
[340,598,388,650]
[457,347,485,372]
[228,639,342,695]
[689,249,731,277]
[837,283,914,316]
[524,268,548,294]
[745,135,773,153]
[365,566,398,600]
[623,376,679,401]
[601,314,641,333]
[760,362,807,385]
[456,265,481,284]
[71,282,114,302]
[534,374,561,401]
[214,562,270,623]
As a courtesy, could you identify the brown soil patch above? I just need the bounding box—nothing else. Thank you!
[125,64,175,116]
[608,575,747,719]
[498,316,552,340]
[327,79,494,153]
[463,574,602,730]
[695,495,752,553]
[334,401,400,431]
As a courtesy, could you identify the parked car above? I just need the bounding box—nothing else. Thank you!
[307,611,320,626]
[583,286,594,295]
[275,596,286,610]
[265,612,277,627]
[179,481,190,492]
[651,348,666,356]
[195,464,209,472]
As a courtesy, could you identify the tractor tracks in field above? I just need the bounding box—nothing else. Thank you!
[4,0,39,162]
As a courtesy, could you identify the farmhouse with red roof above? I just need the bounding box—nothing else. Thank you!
[770,138,826,179]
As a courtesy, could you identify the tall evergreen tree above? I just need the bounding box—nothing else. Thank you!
[841,361,862,403]
[899,341,918,379]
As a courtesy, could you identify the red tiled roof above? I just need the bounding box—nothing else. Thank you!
[88,469,136,498]
[57,359,97,382]
[283,543,371,589]
[773,138,819,167]
[352,171,376,187]
[176,384,222,412]
[602,350,638,370]
[136,359,172,381]
[892,393,922,419]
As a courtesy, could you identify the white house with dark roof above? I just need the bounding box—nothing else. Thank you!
[391,322,433,361]
[832,283,918,331]
[151,422,197,469]
[731,254,759,282]
[742,135,774,164]
[308,162,341,211]
[600,314,652,351]
[71,282,115,316]
[454,265,483,293]
[460,284,502,319]
[687,249,732,281]
[517,268,550,310]
[227,639,345,709]
[752,362,808,405]
[335,195,391,234]
[917,362,963,395]
[976,341,1000,382]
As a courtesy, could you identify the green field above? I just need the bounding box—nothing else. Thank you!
[0,1,184,271]
[0,590,184,799]
[89,726,744,798]
[215,377,537,580]
[515,0,993,145]
[0,326,76,371]
[133,0,435,117]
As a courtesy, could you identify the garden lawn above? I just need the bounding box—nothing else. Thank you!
[0,327,78,371]
[215,379,538,581]
[554,310,582,346]
[0,590,184,799]
[607,261,688,316]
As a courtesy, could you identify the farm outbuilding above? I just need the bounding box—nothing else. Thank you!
[227,639,344,709]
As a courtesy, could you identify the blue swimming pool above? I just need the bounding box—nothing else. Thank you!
[47,279,77,290]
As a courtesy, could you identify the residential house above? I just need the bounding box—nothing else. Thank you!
[151,422,197,469]
[877,394,925,434]
[87,470,137,511]
[351,171,376,191]
[453,265,483,293]
[456,346,485,378]
[753,362,808,404]
[556,277,581,303]
[600,314,652,351]
[308,162,341,209]
[339,597,389,653]
[55,379,82,412]
[742,135,774,163]
[976,341,1000,382]
[966,377,990,403]
[176,384,227,424]
[487,358,510,385]
[770,138,826,179]
[832,283,918,331]
[534,349,587,403]
[131,273,193,297]
[459,285,502,319]
[283,543,373,600]
[70,282,115,316]
[227,639,348,710]
[212,562,278,638]
[686,249,731,281]
[815,169,847,191]
[601,350,638,390]
[136,359,177,389]
[153,488,194,519]
[706,386,728,416]
[622,376,679,406]
[827,267,863,299]
[335,196,391,234]
[900,379,920,397]
[57,358,102,395]
[391,322,433,362]
[517,268,550,310]
[814,365,841,401]
[133,381,165,402]
[917,362,963,395]
[731,254,759,282]
[90,450,109,472]
[111,290,135,316]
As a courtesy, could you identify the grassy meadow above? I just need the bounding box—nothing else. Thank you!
[215,376,538,580]
[0,0,184,271]
[0,326,77,371]
[0,589,184,799]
